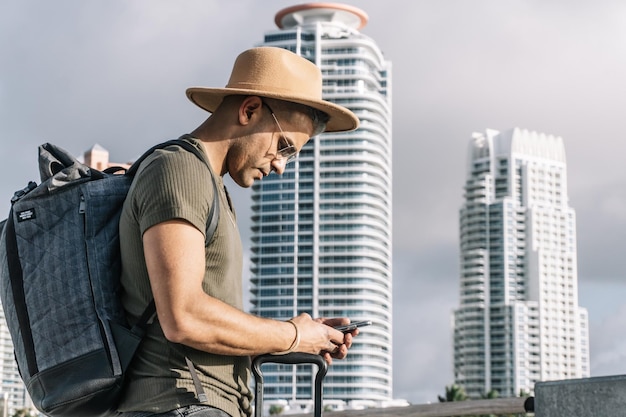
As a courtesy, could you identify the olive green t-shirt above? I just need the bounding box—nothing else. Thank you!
[117,137,251,417]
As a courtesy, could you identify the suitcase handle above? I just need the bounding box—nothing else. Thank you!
[252,353,328,417]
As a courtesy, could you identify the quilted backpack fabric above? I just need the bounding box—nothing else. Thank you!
[0,139,218,417]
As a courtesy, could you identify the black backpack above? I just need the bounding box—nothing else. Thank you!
[0,138,219,417]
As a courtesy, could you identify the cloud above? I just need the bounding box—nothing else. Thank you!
[575,186,626,282]
[392,245,459,403]
[586,298,626,377]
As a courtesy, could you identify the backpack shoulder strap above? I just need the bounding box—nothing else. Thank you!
[132,137,221,329]
[129,138,219,404]
[126,138,220,247]
[3,209,38,376]
[167,138,220,247]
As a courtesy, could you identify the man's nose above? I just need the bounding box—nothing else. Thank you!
[270,158,287,175]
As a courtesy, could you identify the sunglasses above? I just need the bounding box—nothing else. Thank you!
[262,102,298,164]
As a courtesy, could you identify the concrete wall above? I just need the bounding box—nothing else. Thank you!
[535,374,626,417]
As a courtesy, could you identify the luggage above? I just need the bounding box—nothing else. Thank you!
[0,138,219,417]
[252,353,328,417]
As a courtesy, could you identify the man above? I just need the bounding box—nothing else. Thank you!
[118,47,361,417]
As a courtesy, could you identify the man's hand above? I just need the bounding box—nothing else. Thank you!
[287,314,358,364]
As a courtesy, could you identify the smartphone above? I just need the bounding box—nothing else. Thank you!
[334,320,372,333]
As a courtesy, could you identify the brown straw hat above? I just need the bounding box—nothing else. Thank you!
[186,47,359,133]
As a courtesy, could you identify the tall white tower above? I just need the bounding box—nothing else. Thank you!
[249,3,393,406]
[453,128,590,398]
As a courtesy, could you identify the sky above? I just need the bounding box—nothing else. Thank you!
[1,0,625,405]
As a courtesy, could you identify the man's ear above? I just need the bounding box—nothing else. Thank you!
[239,96,263,125]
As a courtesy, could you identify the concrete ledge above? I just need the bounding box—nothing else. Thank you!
[313,397,531,417]
[535,374,626,417]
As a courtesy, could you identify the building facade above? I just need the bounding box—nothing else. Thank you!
[0,303,35,416]
[453,128,590,398]
[249,3,393,408]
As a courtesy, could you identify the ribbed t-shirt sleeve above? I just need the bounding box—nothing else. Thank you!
[132,147,213,238]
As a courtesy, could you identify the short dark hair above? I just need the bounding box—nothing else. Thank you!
[219,95,330,136]
[262,98,330,137]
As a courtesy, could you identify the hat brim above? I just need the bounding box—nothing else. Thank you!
[186,87,359,133]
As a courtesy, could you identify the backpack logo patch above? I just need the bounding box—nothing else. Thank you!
[17,208,36,222]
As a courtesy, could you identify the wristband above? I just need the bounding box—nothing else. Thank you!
[271,319,300,355]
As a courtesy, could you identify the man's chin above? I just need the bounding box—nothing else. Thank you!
[234,176,255,188]
[232,170,263,188]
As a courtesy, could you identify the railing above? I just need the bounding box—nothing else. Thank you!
[307,397,534,417]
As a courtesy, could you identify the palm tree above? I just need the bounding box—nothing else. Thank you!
[438,384,469,402]
[11,409,36,417]
[268,404,284,415]
[482,389,499,399]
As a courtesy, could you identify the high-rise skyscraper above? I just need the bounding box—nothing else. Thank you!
[453,128,590,398]
[249,3,393,407]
